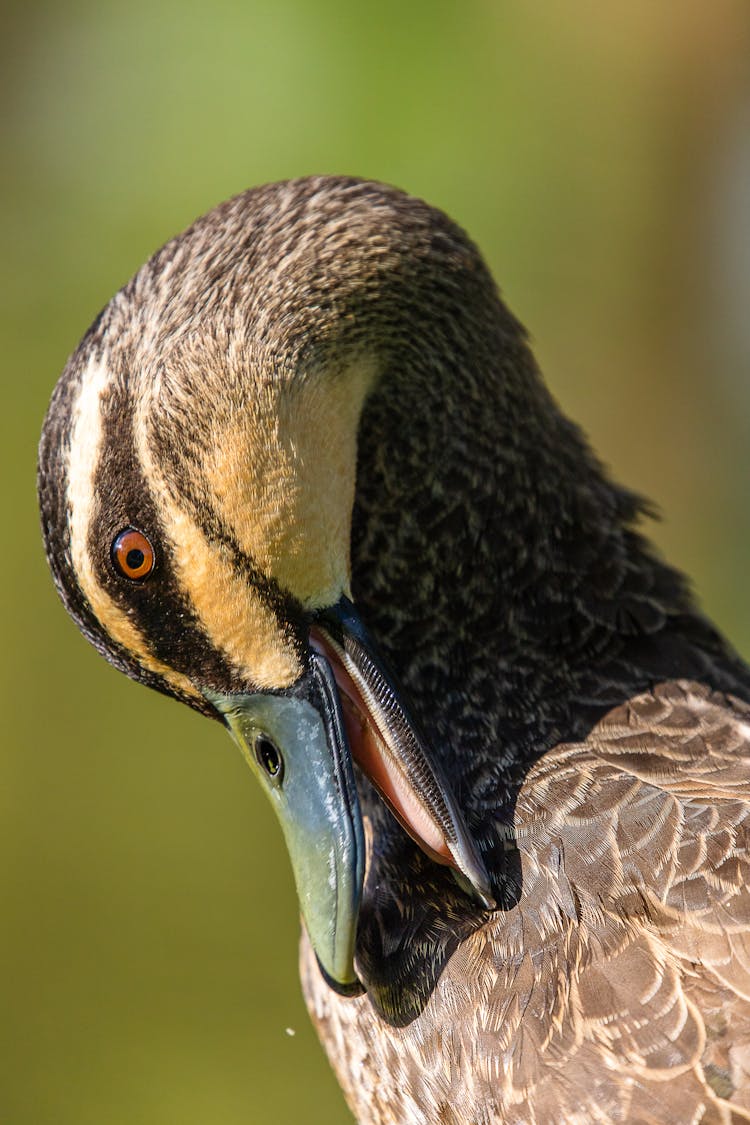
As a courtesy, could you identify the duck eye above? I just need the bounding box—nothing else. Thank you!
[111,528,156,581]
[254,734,284,782]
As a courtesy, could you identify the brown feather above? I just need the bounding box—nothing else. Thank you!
[303,684,750,1122]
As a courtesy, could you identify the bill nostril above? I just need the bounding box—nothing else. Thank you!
[254,733,284,781]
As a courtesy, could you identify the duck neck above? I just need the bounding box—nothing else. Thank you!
[350,302,695,779]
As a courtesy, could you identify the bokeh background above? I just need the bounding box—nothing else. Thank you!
[2,3,750,1122]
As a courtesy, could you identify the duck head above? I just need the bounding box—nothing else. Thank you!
[38,177,495,992]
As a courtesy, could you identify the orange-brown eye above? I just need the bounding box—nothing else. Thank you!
[111,528,156,581]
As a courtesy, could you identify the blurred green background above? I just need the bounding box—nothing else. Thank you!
[2,2,749,1122]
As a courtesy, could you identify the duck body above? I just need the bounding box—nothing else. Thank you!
[38,178,750,1123]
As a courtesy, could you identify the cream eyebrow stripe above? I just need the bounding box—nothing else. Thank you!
[132,382,302,690]
[66,356,201,702]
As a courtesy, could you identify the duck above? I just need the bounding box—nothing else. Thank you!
[38,176,750,1124]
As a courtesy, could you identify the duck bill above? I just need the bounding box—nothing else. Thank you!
[313,596,494,910]
[205,597,493,995]
[204,651,365,994]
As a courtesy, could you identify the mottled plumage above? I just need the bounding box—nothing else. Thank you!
[39,177,750,1123]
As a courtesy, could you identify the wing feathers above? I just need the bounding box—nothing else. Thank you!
[303,680,750,1122]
